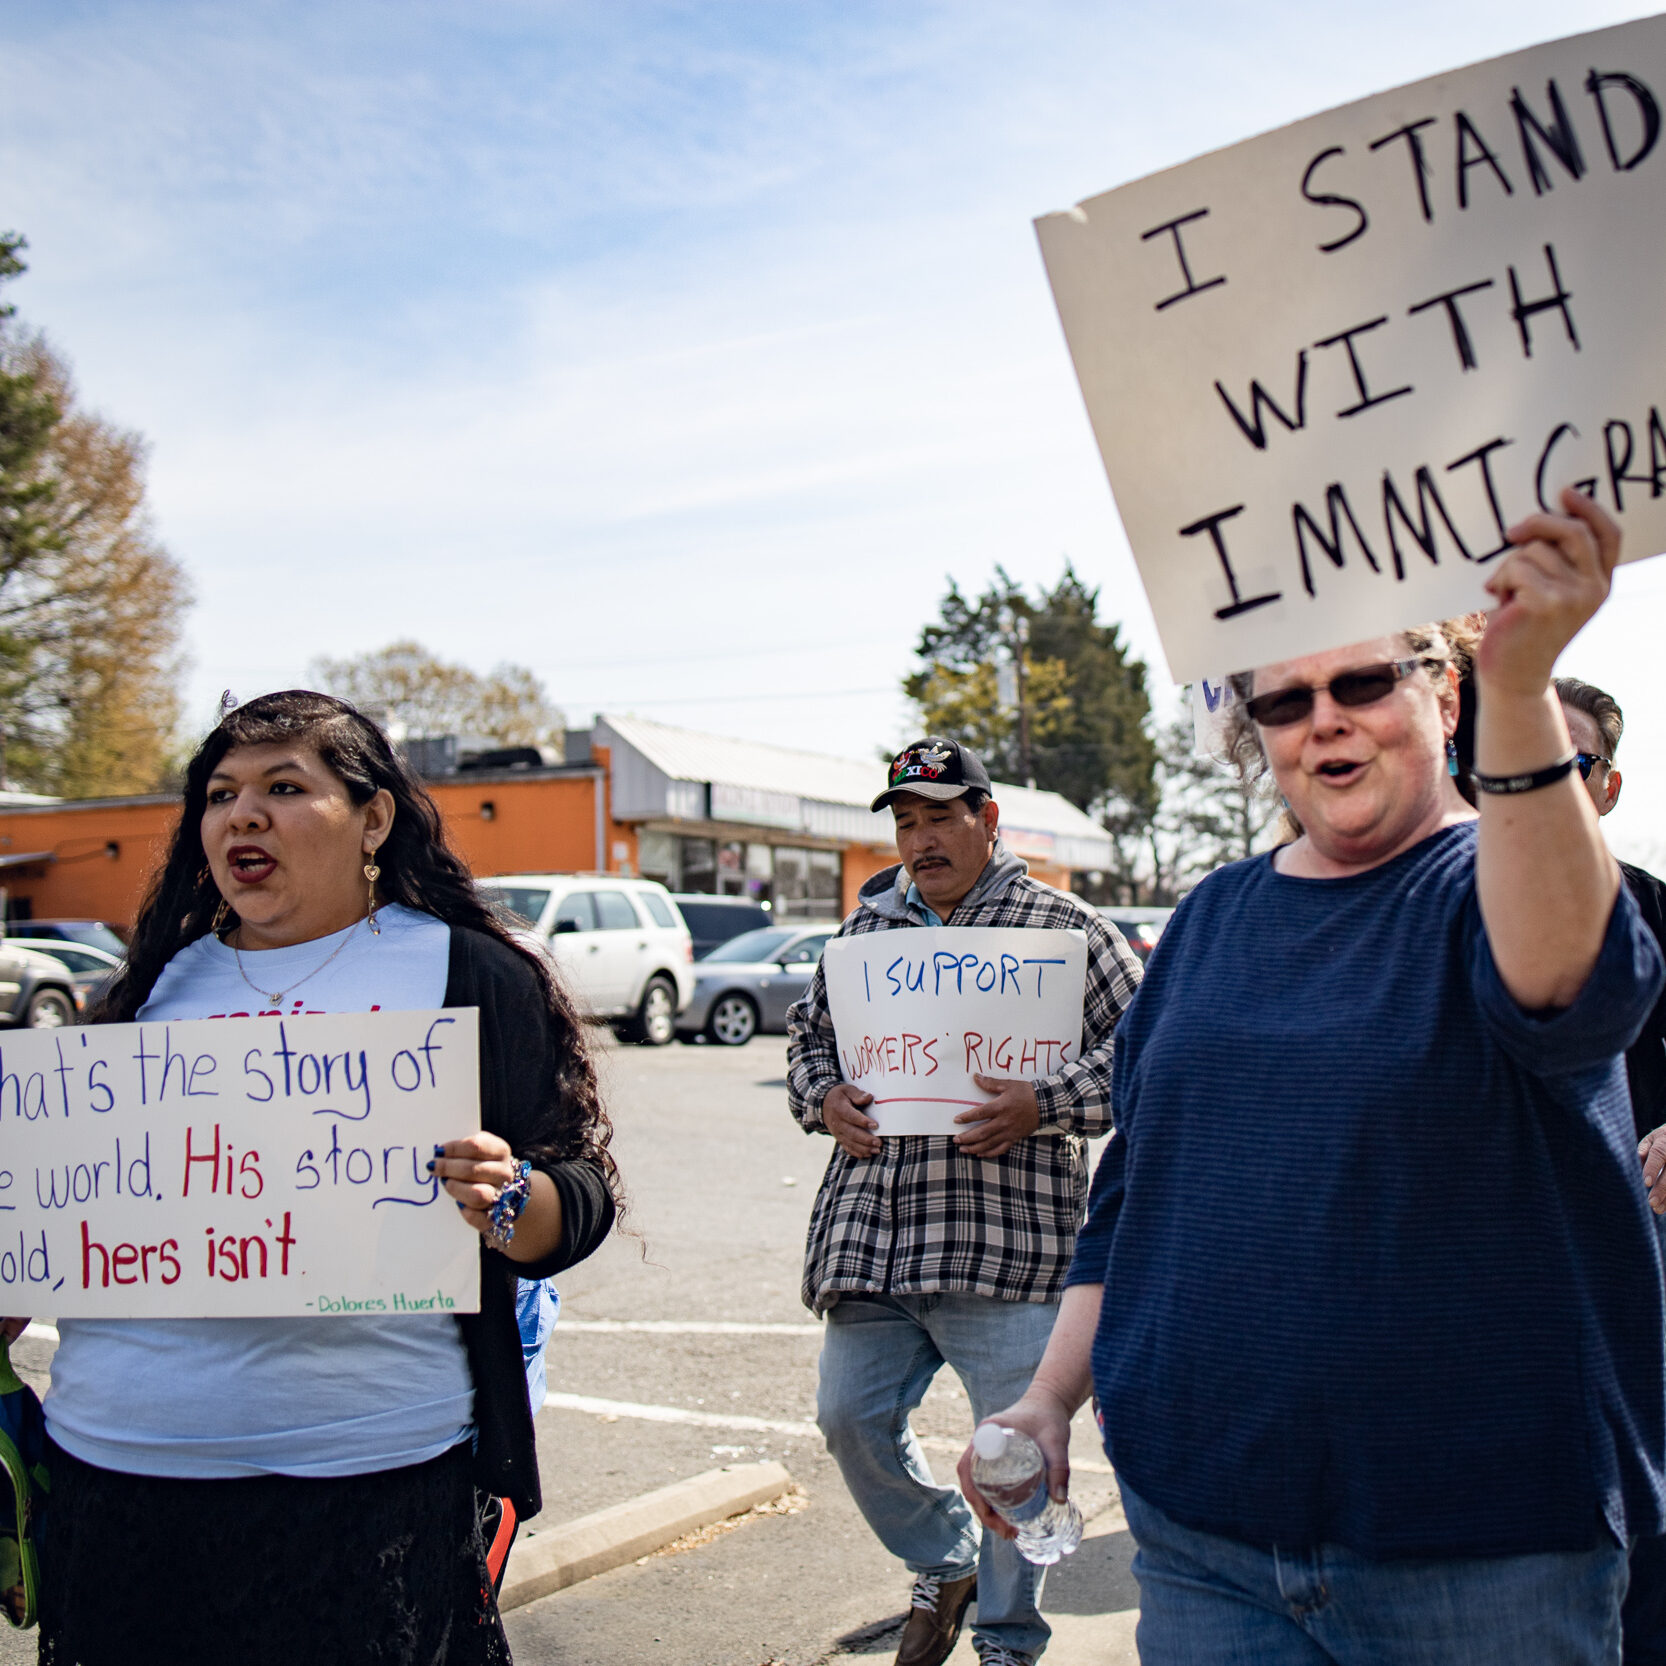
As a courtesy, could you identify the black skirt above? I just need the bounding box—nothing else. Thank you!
[35,1438,512,1666]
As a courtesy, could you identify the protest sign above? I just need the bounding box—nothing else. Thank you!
[1037,16,1666,682]
[822,928,1086,1135]
[0,1009,482,1318]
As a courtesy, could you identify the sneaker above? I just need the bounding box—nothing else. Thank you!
[977,1649,1035,1666]
[894,1570,978,1666]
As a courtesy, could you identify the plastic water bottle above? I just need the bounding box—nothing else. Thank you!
[970,1423,1083,1565]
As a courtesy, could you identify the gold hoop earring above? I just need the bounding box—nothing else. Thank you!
[364,859,382,935]
[200,866,232,937]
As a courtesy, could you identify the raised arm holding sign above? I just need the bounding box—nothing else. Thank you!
[1037,14,1666,681]
[952,37,1666,1650]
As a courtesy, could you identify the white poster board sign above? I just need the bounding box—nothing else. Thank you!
[1191,675,1237,761]
[1037,16,1666,682]
[822,928,1087,1135]
[0,1010,482,1318]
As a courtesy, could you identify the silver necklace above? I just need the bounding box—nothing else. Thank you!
[231,917,365,1007]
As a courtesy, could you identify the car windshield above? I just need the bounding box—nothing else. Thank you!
[32,922,128,957]
[679,902,767,936]
[18,944,108,974]
[703,927,797,963]
[481,886,551,928]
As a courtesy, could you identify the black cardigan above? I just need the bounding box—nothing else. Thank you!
[445,926,616,1515]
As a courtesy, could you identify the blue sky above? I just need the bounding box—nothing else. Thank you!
[2,0,1663,860]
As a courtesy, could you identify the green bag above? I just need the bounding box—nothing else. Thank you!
[0,1338,48,1629]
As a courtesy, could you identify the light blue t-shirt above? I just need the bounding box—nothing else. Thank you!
[45,904,477,1478]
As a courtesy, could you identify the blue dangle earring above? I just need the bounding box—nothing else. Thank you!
[1446,737,1460,777]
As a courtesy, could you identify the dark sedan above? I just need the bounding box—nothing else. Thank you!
[676,923,839,1046]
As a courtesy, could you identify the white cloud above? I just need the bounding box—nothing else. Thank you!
[0,0,1662,849]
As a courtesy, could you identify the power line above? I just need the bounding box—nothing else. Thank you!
[556,686,897,708]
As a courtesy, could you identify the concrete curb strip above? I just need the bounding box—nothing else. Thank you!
[499,1460,795,1611]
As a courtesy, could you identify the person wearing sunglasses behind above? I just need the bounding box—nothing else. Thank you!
[1557,677,1666,1666]
[959,489,1666,1665]
[1555,678,1666,1178]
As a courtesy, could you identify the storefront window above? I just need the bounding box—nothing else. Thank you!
[717,840,746,897]
[744,843,774,906]
[679,837,716,894]
[809,849,841,910]
[638,830,675,887]
[657,834,840,913]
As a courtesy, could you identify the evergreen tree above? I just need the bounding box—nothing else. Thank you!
[904,563,1157,835]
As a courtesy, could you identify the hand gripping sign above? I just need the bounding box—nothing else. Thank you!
[822,928,1087,1136]
[0,1010,482,1318]
[1037,15,1666,683]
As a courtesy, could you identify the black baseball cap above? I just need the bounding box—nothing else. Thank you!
[871,737,994,812]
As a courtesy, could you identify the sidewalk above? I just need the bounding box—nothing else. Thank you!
[933,1490,1139,1666]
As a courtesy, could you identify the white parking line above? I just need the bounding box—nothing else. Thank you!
[23,1321,1112,1475]
[545,1390,819,1439]
[19,1319,819,1344]
[542,1389,1115,1473]
[560,1319,822,1336]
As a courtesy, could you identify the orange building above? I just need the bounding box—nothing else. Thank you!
[0,715,1115,930]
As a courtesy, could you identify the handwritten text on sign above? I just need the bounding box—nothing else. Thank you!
[1037,16,1666,682]
[0,1010,482,1318]
[822,929,1087,1135]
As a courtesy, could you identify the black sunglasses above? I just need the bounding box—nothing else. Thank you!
[1244,658,1442,728]
[1575,751,1611,780]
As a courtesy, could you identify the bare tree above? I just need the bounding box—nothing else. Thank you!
[1146,711,1282,901]
[310,640,561,749]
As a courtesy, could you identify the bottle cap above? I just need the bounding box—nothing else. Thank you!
[971,1423,1010,1460]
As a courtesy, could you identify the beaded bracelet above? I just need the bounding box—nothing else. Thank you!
[486,1160,533,1251]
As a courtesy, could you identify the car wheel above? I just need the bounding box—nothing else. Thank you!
[629,976,677,1047]
[25,988,74,1029]
[704,993,758,1047]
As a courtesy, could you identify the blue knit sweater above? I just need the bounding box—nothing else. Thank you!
[1068,822,1666,1558]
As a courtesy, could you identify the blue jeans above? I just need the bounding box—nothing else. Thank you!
[1623,1209,1666,1665]
[1121,1478,1628,1665]
[818,1292,1060,1660]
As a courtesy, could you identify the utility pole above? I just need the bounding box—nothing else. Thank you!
[1013,614,1034,788]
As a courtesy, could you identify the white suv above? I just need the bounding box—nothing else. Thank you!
[481,873,696,1046]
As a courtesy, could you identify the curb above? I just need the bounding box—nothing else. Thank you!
[499,1459,795,1611]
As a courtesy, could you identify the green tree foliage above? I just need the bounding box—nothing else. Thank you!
[904,564,1158,833]
[0,236,191,796]
[0,237,66,647]
[310,640,562,749]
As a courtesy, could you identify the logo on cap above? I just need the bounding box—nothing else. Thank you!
[890,741,955,785]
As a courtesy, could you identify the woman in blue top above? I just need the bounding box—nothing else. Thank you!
[2,691,619,1665]
[960,490,1666,1665]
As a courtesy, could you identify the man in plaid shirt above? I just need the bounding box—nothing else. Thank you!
[787,738,1141,1666]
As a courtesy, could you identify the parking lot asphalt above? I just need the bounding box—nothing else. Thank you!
[0,1031,1137,1666]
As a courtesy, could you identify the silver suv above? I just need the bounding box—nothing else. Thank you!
[481,874,696,1046]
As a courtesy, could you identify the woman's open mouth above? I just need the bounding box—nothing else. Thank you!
[226,845,277,884]
[1315,759,1365,784]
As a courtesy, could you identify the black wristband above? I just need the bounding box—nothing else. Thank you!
[1469,751,1578,795]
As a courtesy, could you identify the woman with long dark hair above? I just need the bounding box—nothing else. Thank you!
[5,690,618,1665]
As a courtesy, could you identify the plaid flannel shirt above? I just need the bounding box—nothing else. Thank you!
[787,857,1142,1311]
